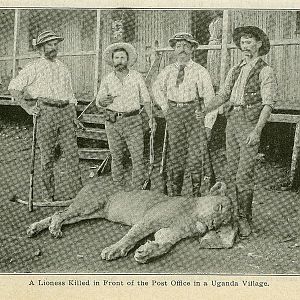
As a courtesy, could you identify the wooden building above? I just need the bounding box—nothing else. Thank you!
[0,8,299,181]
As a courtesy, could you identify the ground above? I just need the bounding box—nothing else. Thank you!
[0,108,299,274]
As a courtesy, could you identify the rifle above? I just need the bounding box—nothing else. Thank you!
[28,102,39,212]
[142,98,155,190]
[195,94,216,192]
[159,124,168,195]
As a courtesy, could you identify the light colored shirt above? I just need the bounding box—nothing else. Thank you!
[96,69,150,112]
[152,60,218,129]
[221,57,278,108]
[8,57,77,104]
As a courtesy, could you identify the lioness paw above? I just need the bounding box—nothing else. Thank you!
[101,244,128,260]
[49,224,63,238]
[27,223,39,237]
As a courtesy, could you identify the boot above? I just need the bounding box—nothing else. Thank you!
[191,173,202,197]
[169,171,184,196]
[237,190,253,238]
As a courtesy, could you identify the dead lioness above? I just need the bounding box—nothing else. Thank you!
[27,182,233,263]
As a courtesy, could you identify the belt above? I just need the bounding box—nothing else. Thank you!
[168,100,195,107]
[39,99,70,108]
[107,109,140,118]
[232,104,259,111]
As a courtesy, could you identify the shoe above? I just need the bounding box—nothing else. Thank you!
[238,217,252,238]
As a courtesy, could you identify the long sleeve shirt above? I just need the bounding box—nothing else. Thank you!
[8,57,77,104]
[96,69,150,112]
[219,57,278,108]
[152,60,218,129]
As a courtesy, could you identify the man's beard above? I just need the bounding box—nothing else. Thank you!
[115,63,127,71]
[45,50,57,60]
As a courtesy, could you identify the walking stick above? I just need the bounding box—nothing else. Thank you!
[28,103,39,212]
[159,124,168,195]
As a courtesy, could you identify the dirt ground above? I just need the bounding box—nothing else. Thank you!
[0,110,299,274]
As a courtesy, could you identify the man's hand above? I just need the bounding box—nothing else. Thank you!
[100,94,116,107]
[74,118,85,130]
[195,109,205,121]
[246,129,261,146]
[29,105,41,117]
[205,127,212,141]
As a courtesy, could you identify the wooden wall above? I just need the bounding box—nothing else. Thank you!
[1,9,299,110]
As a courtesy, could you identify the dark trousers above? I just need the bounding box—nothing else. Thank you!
[37,104,82,199]
[226,108,260,221]
[166,103,211,195]
[105,114,145,188]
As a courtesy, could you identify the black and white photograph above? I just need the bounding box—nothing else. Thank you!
[0,3,299,286]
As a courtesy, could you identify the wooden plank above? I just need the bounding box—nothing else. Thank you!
[79,148,110,160]
[12,9,20,79]
[290,122,300,183]
[93,9,101,97]
[268,114,300,123]
[0,99,19,106]
[80,113,105,124]
[0,51,97,62]
[77,128,107,140]
[156,39,300,53]
[220,10,229,88]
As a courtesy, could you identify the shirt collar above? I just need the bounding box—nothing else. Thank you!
[240,57,260,68]
[113,68,131,78]
[175,59,193,69]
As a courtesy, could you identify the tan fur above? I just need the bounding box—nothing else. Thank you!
[27,182,232,263]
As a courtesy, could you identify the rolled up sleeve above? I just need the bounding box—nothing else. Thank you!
[96,77,109,107]
[8,66,34,93]
[197,68,218,129]
[260,66,278,109]
[137,74,150,104]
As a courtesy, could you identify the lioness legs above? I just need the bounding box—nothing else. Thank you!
[134,227,190,263]
[101,221,160,261]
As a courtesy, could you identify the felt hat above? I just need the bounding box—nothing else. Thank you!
[233,26,270,56]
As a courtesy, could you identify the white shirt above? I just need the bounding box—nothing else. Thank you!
[8,57,77,104]
[96,69,150,112]
[221,58,278,108]
[152,60,218,129]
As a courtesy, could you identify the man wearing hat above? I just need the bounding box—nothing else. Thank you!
[96,42,154,188]
[9,30,83,202]
[202,26,278,238]
[152,32,218,197]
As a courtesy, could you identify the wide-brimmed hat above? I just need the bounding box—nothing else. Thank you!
[35,30,64,47]
[103,42,137,67]
[233,26,270,56]
[169,32,199,49]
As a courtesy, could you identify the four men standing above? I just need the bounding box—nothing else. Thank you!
[8,25,277,240]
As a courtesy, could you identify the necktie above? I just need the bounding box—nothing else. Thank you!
[176,65,185,87]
